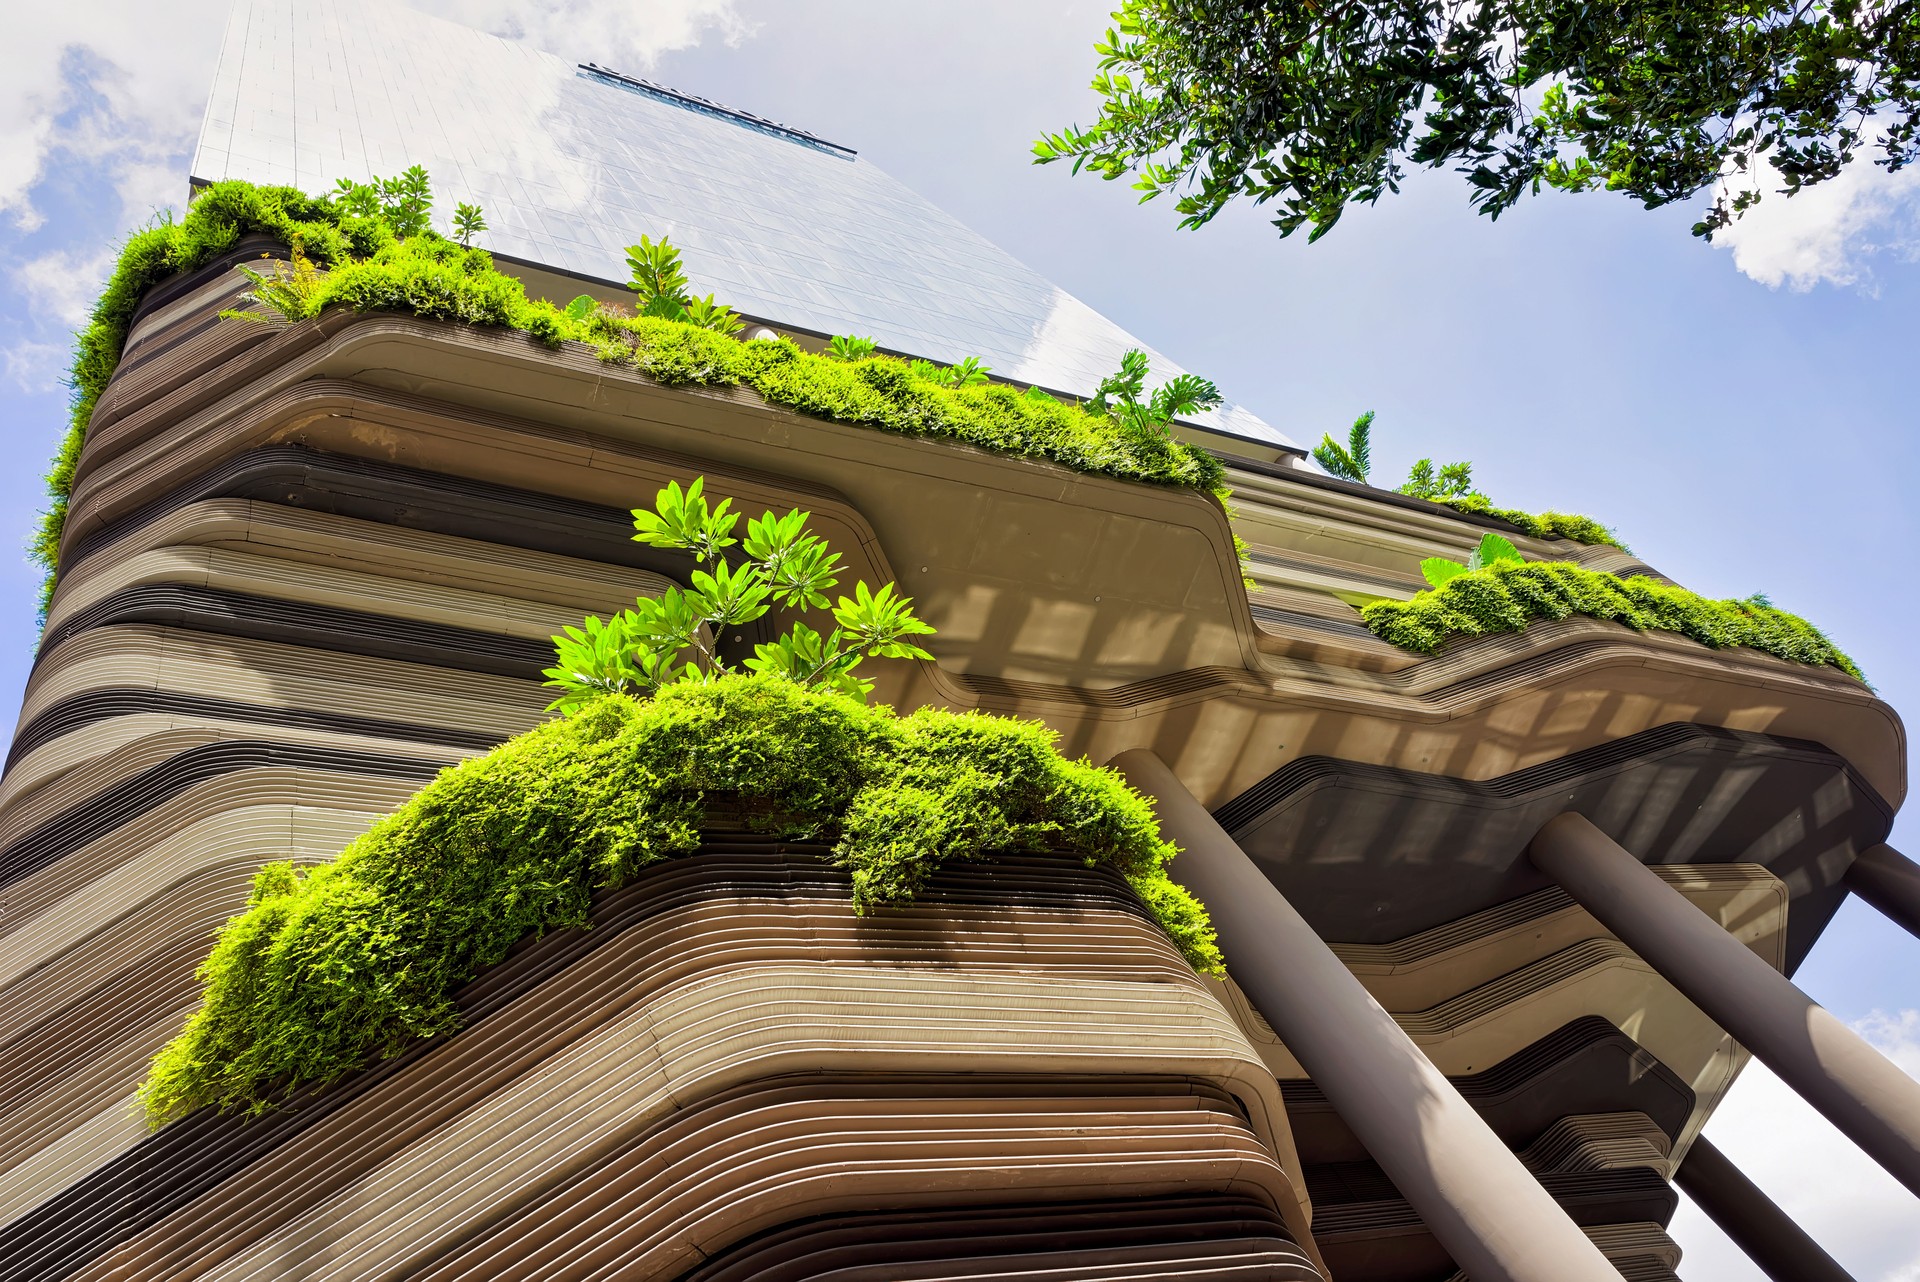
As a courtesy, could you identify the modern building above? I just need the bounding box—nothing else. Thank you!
[0,1,1915,1278]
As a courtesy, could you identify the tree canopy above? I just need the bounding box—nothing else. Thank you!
[1034,0,1920,240]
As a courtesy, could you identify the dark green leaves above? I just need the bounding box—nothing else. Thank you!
[1039,0,1920,240]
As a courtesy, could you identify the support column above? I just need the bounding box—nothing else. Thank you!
[1846,844,1920,942]
[1112,750,1622,1282]
[1530,813,1920,1198]
[1674,1135,1855,1282]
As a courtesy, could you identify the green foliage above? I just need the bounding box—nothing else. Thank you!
[332,166,434,239]
[1435,495,1629,552]
[1087,348,1223,444]
[582,317,1225,490]
[827,334,878,360]
[453,201,488,248]
[1035,0,1920,241]
[1313,410,1373,483]
[1306,412,1624,551]
[623,234,744,336]
[1399,457,1477,502]
[32,178,393,623]
[1364,560,1862,680]
[544,478,934,710]
[217,249,329,325]
[908,355,994,388]
[140,674,1221,1122]
[1420,531,1524,588]
[38,179,1231,631]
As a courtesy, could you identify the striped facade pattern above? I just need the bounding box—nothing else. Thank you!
[0,224,1898,1279]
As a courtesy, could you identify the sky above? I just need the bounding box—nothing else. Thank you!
[2,2,1917,1276]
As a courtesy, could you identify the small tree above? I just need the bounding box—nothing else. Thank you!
[453,201,488,247]
[331,165,435,238]
[624,236,744,336]
[1089,348,1221,438]
[1313,411,1374,483]
[1399,458,1477,502]
[1036,0,1920,241]
[543,478,936,713]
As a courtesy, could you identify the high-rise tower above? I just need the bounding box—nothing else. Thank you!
[1,2,1913,1279]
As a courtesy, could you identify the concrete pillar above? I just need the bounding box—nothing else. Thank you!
[1112,750,1623,1282]
[1674,1135,1855,1282]
[1846,844,1920,942]
[1530,813,1920,1198]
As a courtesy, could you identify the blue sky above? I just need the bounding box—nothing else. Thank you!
[2,3,1916,1275]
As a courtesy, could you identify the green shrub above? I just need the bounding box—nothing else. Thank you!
[1362,559,1861,679]
[581,316,1223,489]
[34,181,375,622]
[140,674,1219,1123]
[1437,493,1628,551]
[38,181,1227,625]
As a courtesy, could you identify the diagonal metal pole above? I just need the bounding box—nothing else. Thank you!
[1114,749,1624,1282]
[1531,812,1920,1199]
[1846,844,1920,942]
[1675,1135,1856,1282]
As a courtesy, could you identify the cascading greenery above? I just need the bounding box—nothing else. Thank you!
[37,176,1229,626]
[1310,410,1626,551]
[33,181,401,622]
[1363,558,1862,681]
[544,478,936,710]
[139,674,1220,1123]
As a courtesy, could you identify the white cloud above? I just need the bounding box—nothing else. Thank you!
[412,0,754,69]
[1716,148,1920,292]
[1,341,69,394]
[1669,1009,1920,1280]
[12,246,116,331]
[0,0,753,255]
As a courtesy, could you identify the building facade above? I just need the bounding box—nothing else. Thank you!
[0,2,1914,1279]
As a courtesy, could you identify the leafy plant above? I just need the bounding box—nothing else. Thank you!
[543,478,935,711]
[1434,496,1627,552]
[1088,348,1222,439]
[453,201,488,247]
[1035,0,1920,241]
[908,356,994,388]
[140,674,1222,1121]
[1305,414,1623,549]
[218,248,328,325]
[563,294,599,321]
[1313,410,1373,483]
[827,334,878,360]
[1399,458,1477,502]
[622,234,743,335]
[1365,558,1862,680]
[1419,531,1523,588]
[332,165,434,238]
[37,175,1246,634]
